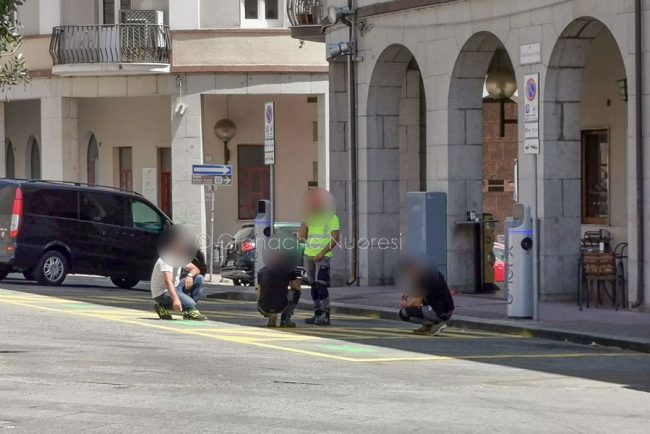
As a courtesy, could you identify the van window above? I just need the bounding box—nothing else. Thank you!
[0,185,16,228]
[131,200,163,233]
[24,189,78,219]
[80,192,126,226]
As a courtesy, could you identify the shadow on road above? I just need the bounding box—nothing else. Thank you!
[2,275,650,394]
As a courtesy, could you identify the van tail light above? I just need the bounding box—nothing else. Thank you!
[9,187,23,238]
[241,240,255,253]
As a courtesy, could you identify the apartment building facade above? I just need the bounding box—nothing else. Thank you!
[289,0,650,308]
[1,0,329,244]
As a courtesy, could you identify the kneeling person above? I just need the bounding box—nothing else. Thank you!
[151,258,207,321]
[257,269,301,328]
[257,247,302,328]
[399,264,454,336]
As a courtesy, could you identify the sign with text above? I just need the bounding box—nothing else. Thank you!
[520,43,541,65]
[192,164,233,186]
[264,102,276,165]
[524,138,540,155]
[524,73,540,123]
[524,122,539,139]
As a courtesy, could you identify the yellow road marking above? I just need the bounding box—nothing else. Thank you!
[0,289,647,363]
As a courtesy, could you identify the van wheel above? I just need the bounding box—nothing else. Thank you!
[110,277,139,289]
[0,267,9,281]
[34,251,68,286]
[22,269,35,281]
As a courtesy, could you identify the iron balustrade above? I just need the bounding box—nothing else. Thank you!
[49,24,171,66]
[287,0,323,26]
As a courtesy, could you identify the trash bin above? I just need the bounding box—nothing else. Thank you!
[505,204,534,318]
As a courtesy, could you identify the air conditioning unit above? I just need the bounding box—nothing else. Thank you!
[120,10,164,26]
[119,10,166,62]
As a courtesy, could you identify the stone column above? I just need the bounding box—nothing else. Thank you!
[40,97,78,182]
[328,63,350,286]
[317,93,330,190]
[0,103,5,178]
[170,92,207,243]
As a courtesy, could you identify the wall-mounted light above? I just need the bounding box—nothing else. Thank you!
[327,41,352,62]
[321,6,354,27]
[214,119,237,164]
[174,103,187,116]
[616,78,628,101]
[485,49,517,100]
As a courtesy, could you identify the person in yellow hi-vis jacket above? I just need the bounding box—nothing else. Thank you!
[298,189,340,326]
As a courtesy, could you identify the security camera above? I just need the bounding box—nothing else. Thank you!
[327,41,352,62]
[175,103,187,116]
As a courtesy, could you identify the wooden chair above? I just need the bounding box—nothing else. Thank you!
[582,252,618,309]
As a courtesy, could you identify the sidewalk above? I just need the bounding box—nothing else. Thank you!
[204,282,650,353]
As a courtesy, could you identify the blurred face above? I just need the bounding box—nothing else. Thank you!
[303,188,335,218]
[395,256,434,297]
[158,225,197,267]
[262,234,301,273]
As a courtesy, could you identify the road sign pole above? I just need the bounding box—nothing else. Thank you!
[270,164,275,232]
[264,102,276,235]
[209,185,216,280]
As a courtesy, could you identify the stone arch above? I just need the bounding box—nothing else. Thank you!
[447,31,516,291]
[360,43,426,285]
[26,136,41,180]
[5,139,15,178]
[541,17,629,299]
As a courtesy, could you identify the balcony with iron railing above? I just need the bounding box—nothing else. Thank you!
[287,0,325,43]
[49,24,171,76]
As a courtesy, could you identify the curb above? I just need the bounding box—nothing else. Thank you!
[207,289,650,354]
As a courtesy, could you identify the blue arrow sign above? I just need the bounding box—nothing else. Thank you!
[192,164,232,176]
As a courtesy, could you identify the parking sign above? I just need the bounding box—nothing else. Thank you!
[524,74,539,123]
[264,102,275,165]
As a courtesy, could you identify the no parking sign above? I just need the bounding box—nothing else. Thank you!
[524,74,539,123]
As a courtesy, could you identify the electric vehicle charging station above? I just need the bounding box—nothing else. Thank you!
[254,199,273,286]
[505,203,534,318]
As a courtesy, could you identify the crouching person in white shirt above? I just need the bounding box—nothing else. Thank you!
[150,226,207,321]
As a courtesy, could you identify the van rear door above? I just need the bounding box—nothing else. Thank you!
[122,198,165,280]
[0,184,17,263]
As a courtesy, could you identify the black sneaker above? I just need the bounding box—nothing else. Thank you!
[267,313,278,328]
[279,319,296,328]
[304,315,317,325]
[313,314,331,326]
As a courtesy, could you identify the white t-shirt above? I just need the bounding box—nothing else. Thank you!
[150,258,182,298]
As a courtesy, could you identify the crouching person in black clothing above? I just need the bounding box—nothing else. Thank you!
[258,268,301,328]
[398,259,454,336]
[256,235,303,328]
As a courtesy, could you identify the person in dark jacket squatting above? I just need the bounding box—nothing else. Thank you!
[398,260,455,336]
[257,237,303,328]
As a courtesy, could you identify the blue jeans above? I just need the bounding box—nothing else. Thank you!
[155,275,204,312]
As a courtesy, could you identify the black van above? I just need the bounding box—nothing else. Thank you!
[0,179,171,287]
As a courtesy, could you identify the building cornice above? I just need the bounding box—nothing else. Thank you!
[171,65,329,74]
[171,28,291,37]
[358,0,455,18]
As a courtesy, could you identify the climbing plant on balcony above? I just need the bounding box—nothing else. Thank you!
[0,0,30,91]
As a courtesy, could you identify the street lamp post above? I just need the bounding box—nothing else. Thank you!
[214,118,237,164]
[209,119,237,280]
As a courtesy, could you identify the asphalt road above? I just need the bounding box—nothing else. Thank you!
[1,275,650,433]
